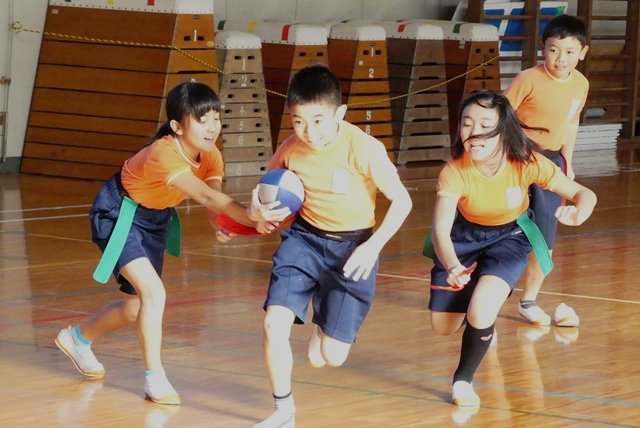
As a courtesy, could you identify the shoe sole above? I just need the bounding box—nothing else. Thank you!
[555,317,579,328]
[145,393,181,406]
[452,397,480,408]
[55,337,105,379]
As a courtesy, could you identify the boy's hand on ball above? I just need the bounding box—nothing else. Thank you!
[248,186,291,222]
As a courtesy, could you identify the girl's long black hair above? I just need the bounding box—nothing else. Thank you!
[451,90,547,163]
[152,80,221,141]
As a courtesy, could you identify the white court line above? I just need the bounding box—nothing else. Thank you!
[0,213,88,223]
[0,203,91,214]
[27,233,92,243]
[3,182,639,307]
[182,250,640,306]
[0,200,249,224]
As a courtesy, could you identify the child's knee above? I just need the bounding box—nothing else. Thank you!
[430,312,466,335]
[263,307,295,340]
[321,338,351,367]
[431,324,458,336]
[134,282,166,308]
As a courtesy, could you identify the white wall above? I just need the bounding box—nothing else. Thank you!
[216,0,442,22]
[1,0,46,170]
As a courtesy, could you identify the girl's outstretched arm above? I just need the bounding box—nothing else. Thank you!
[551,175,597,226]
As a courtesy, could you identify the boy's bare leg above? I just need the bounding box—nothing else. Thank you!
[255,306,296,428]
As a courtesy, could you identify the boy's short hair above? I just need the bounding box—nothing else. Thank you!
[542,14,588,47]
[286,64,342,108]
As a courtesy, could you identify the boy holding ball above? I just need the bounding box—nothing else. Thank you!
[254,65,412,427]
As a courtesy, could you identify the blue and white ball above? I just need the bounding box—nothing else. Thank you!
[258,169,305,214]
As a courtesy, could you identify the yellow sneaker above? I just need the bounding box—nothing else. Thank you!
[144,374,181,405]
[55,327,105,379]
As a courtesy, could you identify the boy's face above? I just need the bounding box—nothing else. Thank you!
[289,102,347,149]
[542,36,588,80]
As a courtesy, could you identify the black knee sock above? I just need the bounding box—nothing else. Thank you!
[453,323,495,383]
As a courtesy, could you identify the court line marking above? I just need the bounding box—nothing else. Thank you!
[0,204,92,213]
[181,249,640,305]
[1,235,639,305]
[14,330,637,427]
[2,196,639,307]
[1,173,638,221]
[0,213,88,223]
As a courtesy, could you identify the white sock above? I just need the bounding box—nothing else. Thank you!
[144,369,177,397]
[253,393,295,428]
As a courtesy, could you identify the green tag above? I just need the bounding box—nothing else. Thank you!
[422,232,436,259]
[166,208,181,257]
[92,196,138,284]
[422,212,553,276]
[516,212,553,275]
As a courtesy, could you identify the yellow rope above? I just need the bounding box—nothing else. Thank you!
[12,21,499,106]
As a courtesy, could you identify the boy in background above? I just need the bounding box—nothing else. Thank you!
[504,14,589,328]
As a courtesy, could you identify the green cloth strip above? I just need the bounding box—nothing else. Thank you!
[422,211,553,275]
[515,211,553,275]
[166,208,181,257]
[93,196,138,284]
[92,198,182,284]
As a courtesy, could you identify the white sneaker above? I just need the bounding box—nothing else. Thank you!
[144,374,181,405]
[554,303,579,327]
[451,381,480,407]
[253,410,295,428]
[518,302,551,326]
[55,327,105,378]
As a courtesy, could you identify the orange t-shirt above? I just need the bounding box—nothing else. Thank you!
[504,64,589,151]
[437,152,561,226]
[120,135,224,209]
[269,122,401,231]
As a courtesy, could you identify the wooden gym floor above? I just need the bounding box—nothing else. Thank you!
[1,144,639,427]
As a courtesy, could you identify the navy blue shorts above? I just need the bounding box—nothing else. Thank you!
[90,174,173,295]
[428,214,533,313]
[529,151,566,249]
[265,219,378,343]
